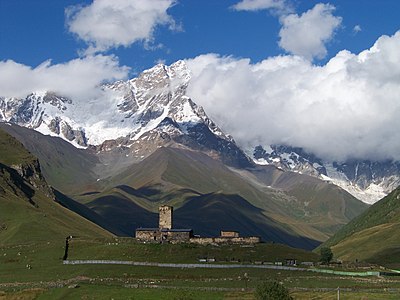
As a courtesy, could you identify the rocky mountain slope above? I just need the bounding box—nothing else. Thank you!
[252,145,400,204]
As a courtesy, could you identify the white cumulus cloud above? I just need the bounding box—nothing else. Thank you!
[353,24,362,34]
[232,0,292,14]
[278,3,342,61]
[0,55,129,100]
[66,0,178,53]
[186,31,400,162]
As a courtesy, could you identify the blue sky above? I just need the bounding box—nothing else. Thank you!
[1,0,399,72]
[1,0,400,161]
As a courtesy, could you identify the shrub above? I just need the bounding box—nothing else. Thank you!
[255,281,292,300]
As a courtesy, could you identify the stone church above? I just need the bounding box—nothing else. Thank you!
[135,205,260,245]
[135,205,193,243]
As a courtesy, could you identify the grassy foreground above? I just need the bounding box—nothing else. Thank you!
[1,239,400,299]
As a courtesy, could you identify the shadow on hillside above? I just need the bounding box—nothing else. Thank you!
[174,193,321,251]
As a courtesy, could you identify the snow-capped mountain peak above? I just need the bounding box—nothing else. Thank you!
[0,60,250,167]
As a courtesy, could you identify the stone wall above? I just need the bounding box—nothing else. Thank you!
[136,229,192,243]
[136,229,160,242]
[189,236,260,245]
[165,231,192,243]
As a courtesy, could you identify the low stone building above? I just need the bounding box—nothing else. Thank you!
[136,228,193,243]
[220,230,240,238]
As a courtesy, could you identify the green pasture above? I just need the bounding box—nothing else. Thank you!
[1,239,400,299]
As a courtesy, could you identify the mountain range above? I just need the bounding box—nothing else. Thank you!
[0,60,386,250]
[252,145,400,204]
[0,61,249,168]
[1,61,398,204]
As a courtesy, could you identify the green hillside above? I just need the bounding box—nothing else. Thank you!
[0,126,37,166]
[321,186,400,267]
[0,128,112,245]
[249,166,368,235]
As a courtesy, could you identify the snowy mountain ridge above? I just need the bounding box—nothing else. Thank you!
[0,61,227,146]
[0,60,250,168]
[252,145,400,204]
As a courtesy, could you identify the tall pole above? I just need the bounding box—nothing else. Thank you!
[337,287,340,300]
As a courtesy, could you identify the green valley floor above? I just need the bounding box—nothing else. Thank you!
[1,239,400,299]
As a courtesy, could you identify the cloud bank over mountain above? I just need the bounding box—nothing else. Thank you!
[186,31,400,162]
[0,55,129,100]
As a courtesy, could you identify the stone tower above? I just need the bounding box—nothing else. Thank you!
[159,205,173,229]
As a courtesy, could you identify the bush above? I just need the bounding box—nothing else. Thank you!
[255,281,292,300]
[320,247,333,264]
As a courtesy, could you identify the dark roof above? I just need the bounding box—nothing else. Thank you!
[136,228,159,231]
[161,228,193,232]
[136,228,192,232]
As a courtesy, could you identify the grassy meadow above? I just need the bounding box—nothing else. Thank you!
[1,238,400,299]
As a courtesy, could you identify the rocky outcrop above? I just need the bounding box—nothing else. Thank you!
[3,159,56,205]
[11,159,44,188]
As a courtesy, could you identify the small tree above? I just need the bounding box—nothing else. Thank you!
[320,247,333,264]
[255,281,292,300]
